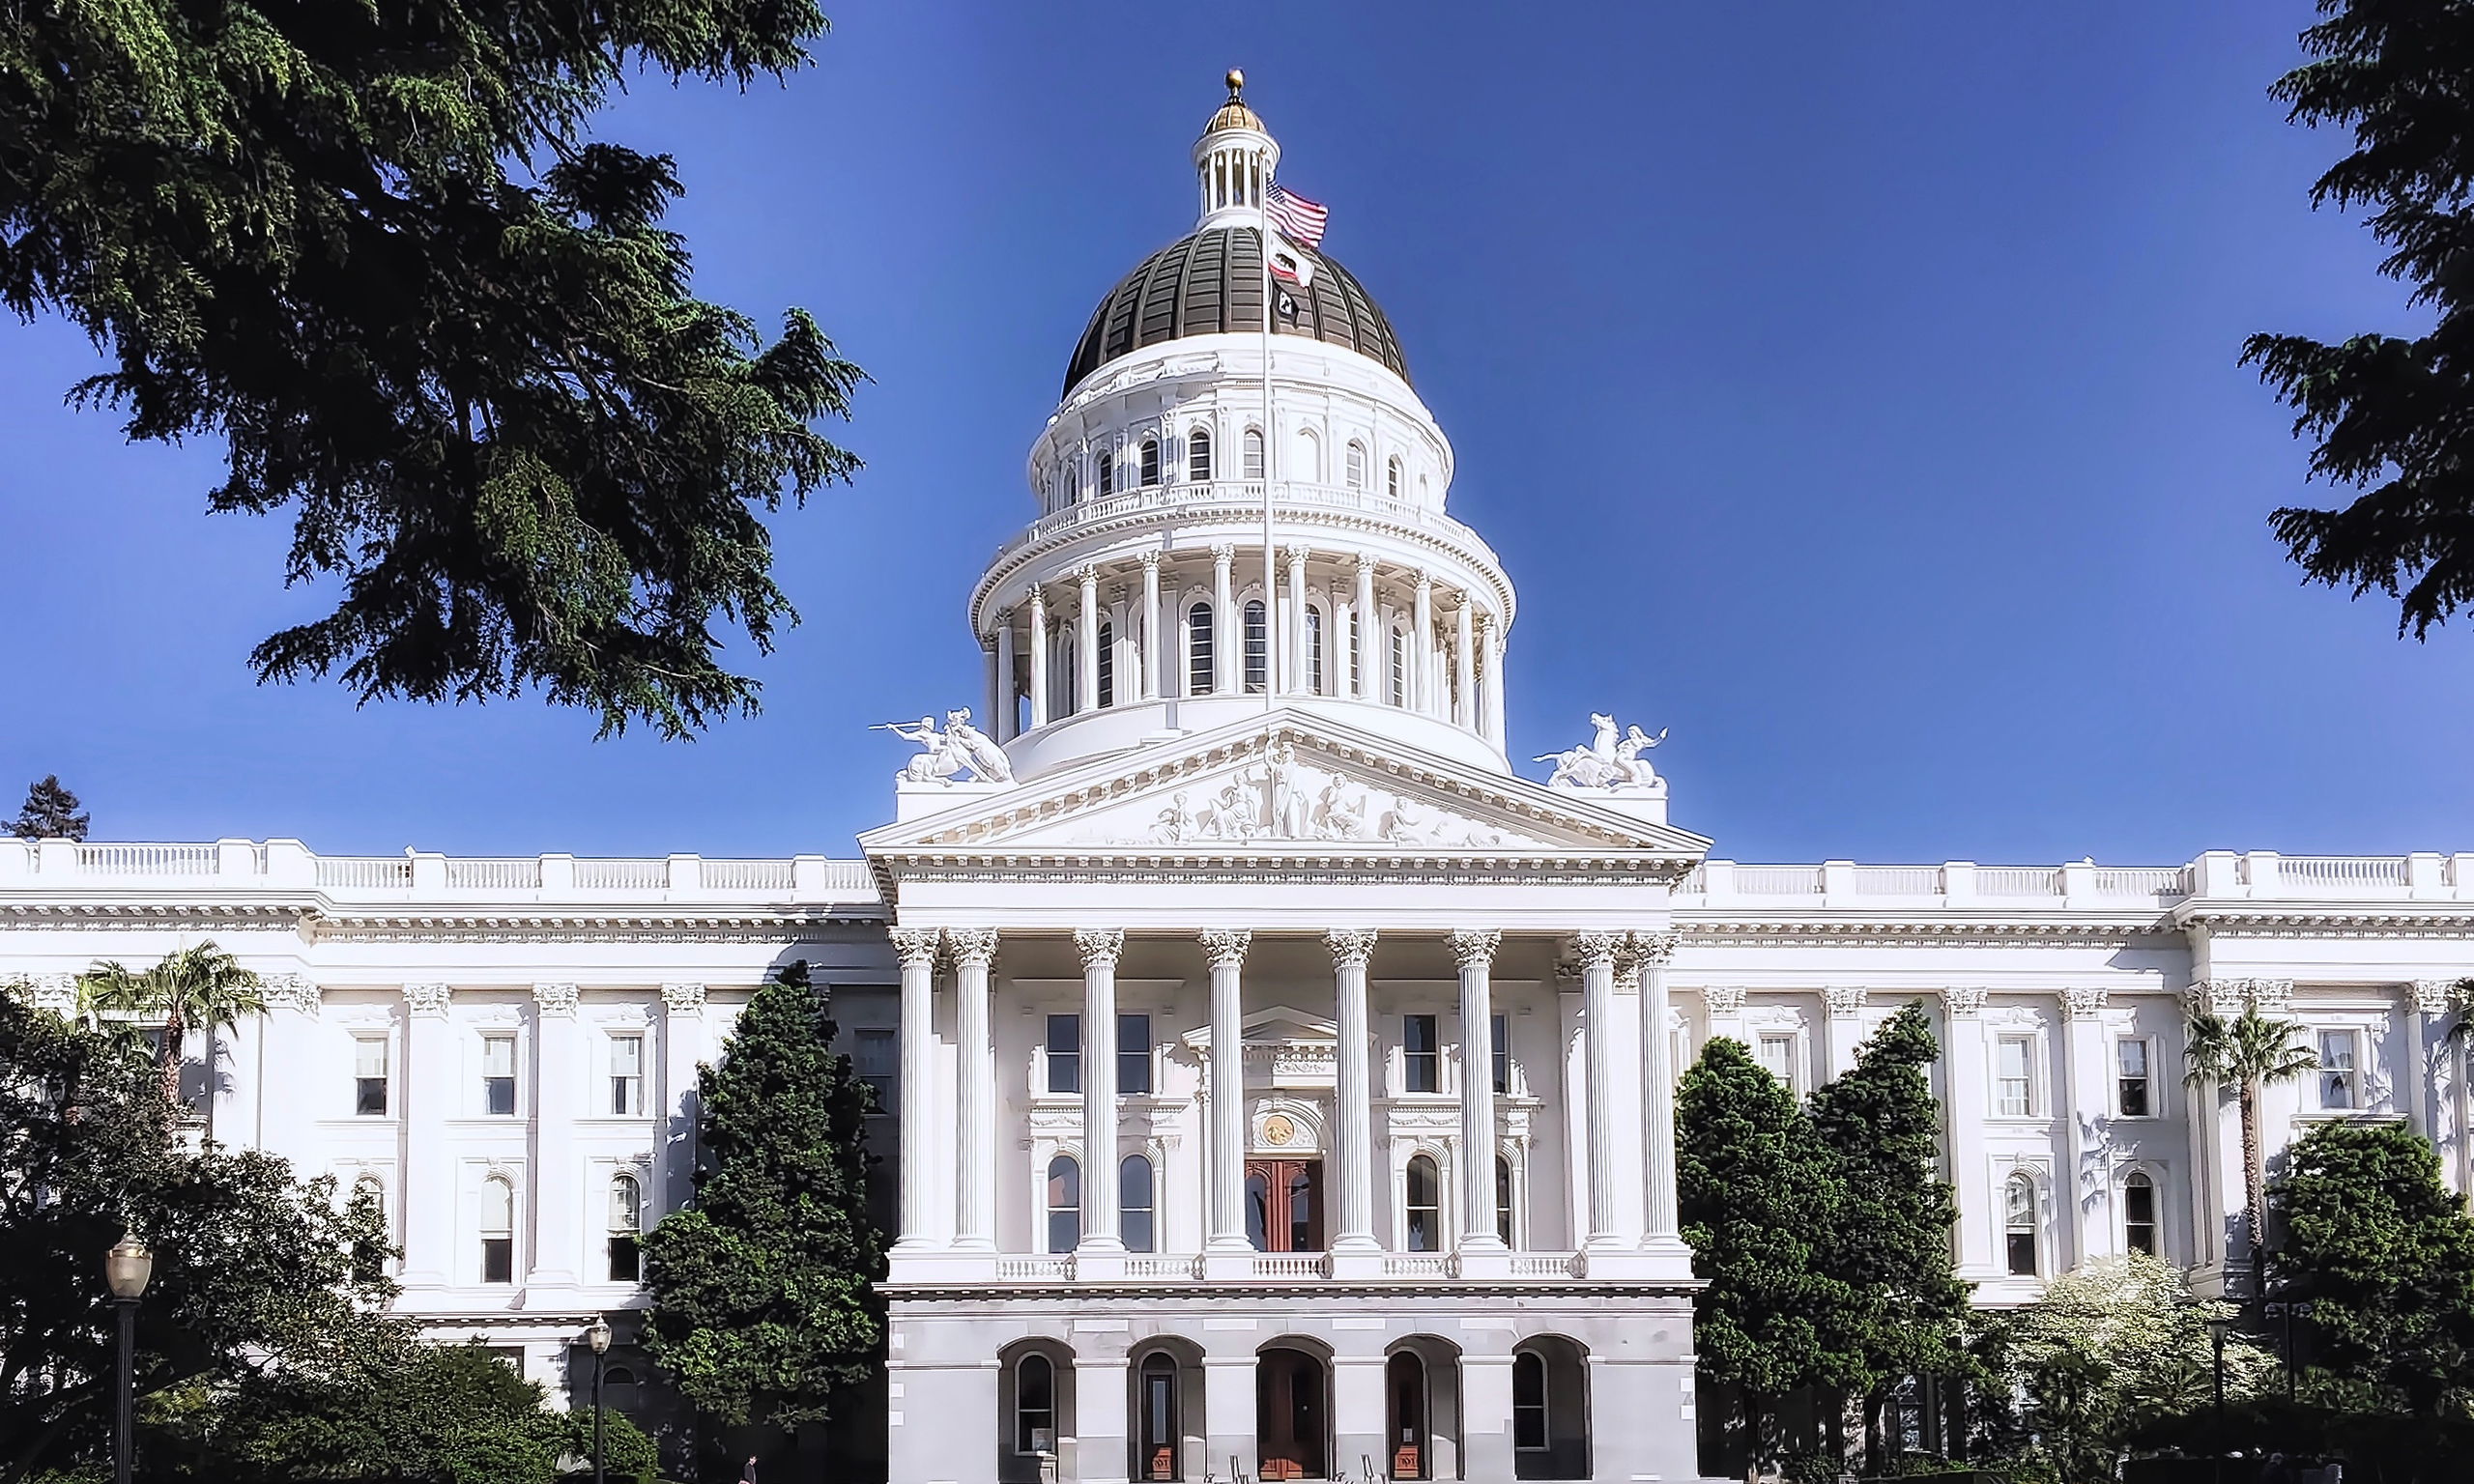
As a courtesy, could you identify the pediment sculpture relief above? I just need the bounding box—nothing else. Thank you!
[1146,743,1510,847]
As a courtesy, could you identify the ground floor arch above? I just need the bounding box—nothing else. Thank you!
[1384,1336,1463,1480]
[1511,1335,1590,1481]
[996,1338,1077,1484]
[1256,1341,1332,1481]
[1128,1337,1206,1481]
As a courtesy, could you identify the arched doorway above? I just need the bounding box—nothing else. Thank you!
[1256,1346,1329,1481]
[1386,1351,1427,1479]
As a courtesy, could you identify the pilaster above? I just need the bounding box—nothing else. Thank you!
[1200,929,1253,1264]
[528,983,583,1291]
[890,928,941,1252]
[1328,928,1383,1271]
[1076,928,1128,1270]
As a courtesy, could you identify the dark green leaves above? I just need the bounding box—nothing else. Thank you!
[0,0,857,735]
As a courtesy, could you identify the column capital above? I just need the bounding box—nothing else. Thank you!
[261,973,321,1013]
[890,928,942,968]
[1353,550,1379,575]
[660,982,707,1014]
[1941,985,1988,1019]
[2062,985,2109,1020]
[1824,985,1865,1020]
[1447,929,1500,970]
[1568,931,1625,969]
[23,973,77,1015]
[1075,564,1099,589]
[2412,978,2462,1015]
[994,604,1015,624]
[1326,928,1379,969]
[1138,548,1162,572]
[405,983,452,1017]
[1197,928,1252,968]
[1700,984,1746,1014]
[1414,568,1433,594]
[1025,584,1046,614]
[1284,546,1311,575]
[1075,928,1126,971]
[532,983,581,1017]
[1625,929,1680,968]
[1211,542,1239,567]
[948,928,1001,968]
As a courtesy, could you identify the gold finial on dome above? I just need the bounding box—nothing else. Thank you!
[1204,69,1264,134]
[1226,68,1245,97]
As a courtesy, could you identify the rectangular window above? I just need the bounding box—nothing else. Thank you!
[608,1233,641,1283]
[1996,1036,2034,1118]
[1756,1033,1797,1093]
[1097,620,1115,708]
[1188,604,1215,697]
[1117,1013,1152,1096]
[1048,1014,1081,1095]
[1491,1013,1510,1095]
[2319,1030,2358,1110]
[2116,1038,2151,1118]
[1243,602,1268,693]
[2124,1177,2158,1257]
[1403,1014,1439,1094]
[610,1034,644,1116]
[1347,611,1361,695]
[481,1235,513,1284]
[1388,626,1407,706]
[853,1027,897,1111]
[354,1037,389,1117]
[481,1033,517,1117]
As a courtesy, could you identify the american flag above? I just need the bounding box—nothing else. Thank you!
[1265,185,1328,248]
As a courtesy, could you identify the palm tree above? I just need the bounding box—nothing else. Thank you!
[79,942,265,1113]
[2183,1008,2317,1288]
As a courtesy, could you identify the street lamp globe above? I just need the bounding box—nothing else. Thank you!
[587,1317,612,1356]
[103,1235,152,1300]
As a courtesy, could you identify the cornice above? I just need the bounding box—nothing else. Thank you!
[869,853,1695,888]
[303,911,886,945]
[2179,904,2474,939]
[0,900,314,932]
[878,1279,1700,1302]
[1676,915,2181,949]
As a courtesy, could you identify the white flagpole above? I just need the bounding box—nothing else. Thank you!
[1260,169,1280,708]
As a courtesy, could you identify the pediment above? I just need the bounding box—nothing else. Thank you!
[859,711,1712,861]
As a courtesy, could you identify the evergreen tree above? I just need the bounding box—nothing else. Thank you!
[1679,1036,1863,1484]
[1,0,862,736]
[9,776,87,841]
[641,960,883,1451]
[1808,1003,1971,1469]
[2272,1119,2474,1413]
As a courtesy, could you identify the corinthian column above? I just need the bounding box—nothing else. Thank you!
[1076,567,1100,715]
[1212,544,1238,695]
[1629,930,1685,1255]
[993,610,1017,741]
[1412,571,1434,715]
[1353,554,1377,700]
[1451,930,1504,1252]
[1139,552,1162,702]
[1285,547,1310,694]
[1573,931,1627,1249]
[949,928,1001,1251]
[1199,929,1254,1253]
[1076,928,1126,1256]
[890,928,941,1252]
[1328,929,1381,1257]
[1026,585,1050,728]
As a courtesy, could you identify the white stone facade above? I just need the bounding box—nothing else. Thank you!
[10,80,2474,1484]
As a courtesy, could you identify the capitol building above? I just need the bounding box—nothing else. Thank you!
[10,78,2474,1484]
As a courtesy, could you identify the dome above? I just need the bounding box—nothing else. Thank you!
[1062,226,1411,396]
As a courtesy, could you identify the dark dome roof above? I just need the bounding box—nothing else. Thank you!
[1063,226,1410,396]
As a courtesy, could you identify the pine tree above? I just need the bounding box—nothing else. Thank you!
[1808,1003,1971,1470]
[11,776,89,840]
[2272,1119,2474,1413]
[641,960,883,1449]
[1679,1036,1864,1484]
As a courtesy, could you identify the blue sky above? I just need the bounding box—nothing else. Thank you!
[0,1,2458,865]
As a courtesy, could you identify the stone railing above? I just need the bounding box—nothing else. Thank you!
[964,1250,1591,1284]
[0,840,881,907]
[992,479,1502,570]
[1674,853,2474,910]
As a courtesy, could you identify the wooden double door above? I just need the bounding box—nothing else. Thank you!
[1245,1158,1324,1252]
[1255,1347,1328,1481]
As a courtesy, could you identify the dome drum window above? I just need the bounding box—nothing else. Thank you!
[1188,428,1212,483]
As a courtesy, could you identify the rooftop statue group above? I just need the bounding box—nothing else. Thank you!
[875,709,1014,785]
[1536,712,1664,791]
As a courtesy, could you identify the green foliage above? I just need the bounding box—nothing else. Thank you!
[156,1341,659,1484]
[1969,1255,2272,1484]
[77,942,265,1109]
[1809,1004,1971,1412]
[1679,1036,1863,1477]
[642,960,883,1435]
[0,0,861,737]
[2245,1,2474,637]
[2273,1119,2474,1413]
[0,987,397,1481]
[2182,1008,2317,1274]
[8,777,87,841]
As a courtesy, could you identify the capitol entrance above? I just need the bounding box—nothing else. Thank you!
[1255,1348,1330,1480]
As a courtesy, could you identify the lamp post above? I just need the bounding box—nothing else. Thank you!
[586,1316,612,1484]
[2205,1314,2233,1484]
[103,1234,153,1484]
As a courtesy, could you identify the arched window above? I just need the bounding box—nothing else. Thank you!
[351,1172,386,1219]
[1405,1155,1442,1252]
[1016,1352,1057,1455]
[1097,620,1115,709]
[1511,1338,1591,1479]
[1096,448,1114,499]
[1064,466,1080,506]
[1189,428,1213,483]
[480,1176,514,1284]
[1139,439,1162,488]
[605,1365,640,1411]
[1306,607,1324,695]
[1292,427,1320,484]
[1243,601,1268,694]
[2123,1171,2158,1257]
[1138,1353,1180,1480]
[1243,428,1265,480]
[608,1173,642,1282]
[1347,611,1362,695]
[1389,626,1408,707]
[1120,1155,1155,1253]
[1387,456,1403,499]
[1512,1351,1548,1453]
[1048,1156,1082,1254]
[2005,1173,2037,1276]
[1345,442,1366,490]
[1187,602,1215,696]
[1496,1156,1515,1246]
